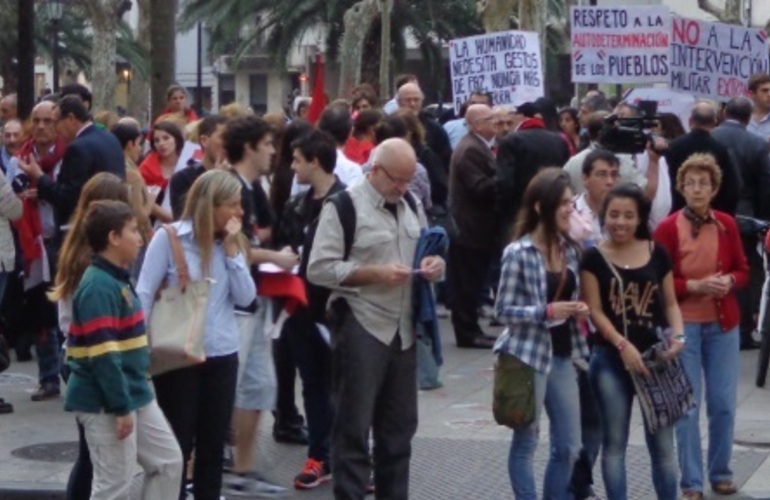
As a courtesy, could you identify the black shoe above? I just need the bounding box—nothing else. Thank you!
[273,423,309,445]
[31,382,60,402]
[741,340,760,350]
[457,334,496,349]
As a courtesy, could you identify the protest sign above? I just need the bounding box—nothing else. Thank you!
[448,30,544,114]
[571,6,671,84]
[669,17,769,100]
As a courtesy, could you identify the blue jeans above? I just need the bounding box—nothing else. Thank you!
[508,356,581,500]
[676,323,739,492]
[590,345,677,500]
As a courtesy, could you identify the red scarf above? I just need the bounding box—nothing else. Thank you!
[139,152,169,189]
[517,117,546,131]
[13,138,67,271]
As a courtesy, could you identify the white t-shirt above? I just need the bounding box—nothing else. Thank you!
[291,149,364,195]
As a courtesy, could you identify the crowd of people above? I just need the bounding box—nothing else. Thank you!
[0,68,767,500]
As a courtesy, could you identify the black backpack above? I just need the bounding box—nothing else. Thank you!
[327,190,418,260]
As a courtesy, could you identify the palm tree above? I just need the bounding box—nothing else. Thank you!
[179,0,481,97]
[149,0,178,119]
[0,1,147,102]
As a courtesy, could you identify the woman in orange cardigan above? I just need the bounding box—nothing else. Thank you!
[654,153,749,500]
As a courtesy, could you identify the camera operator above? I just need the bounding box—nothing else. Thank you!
[564,107,671,227]
[664,101,740,215]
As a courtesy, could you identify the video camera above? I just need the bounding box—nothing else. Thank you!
[600,100,661,155]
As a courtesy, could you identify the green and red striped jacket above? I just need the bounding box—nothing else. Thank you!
[64,256,153,416]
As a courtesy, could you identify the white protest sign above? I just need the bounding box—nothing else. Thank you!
[669,17,769,100]
[449,30,544,114]
[570,6,671,84]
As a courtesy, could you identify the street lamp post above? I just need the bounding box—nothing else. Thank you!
[46,0,63,93]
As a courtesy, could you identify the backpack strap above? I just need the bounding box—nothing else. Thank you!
[327,191,356,261]
[327,189,418,262]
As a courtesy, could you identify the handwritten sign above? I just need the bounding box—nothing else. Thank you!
[571,6,671,84]
[669,17,769,100]
[448,30,544,114]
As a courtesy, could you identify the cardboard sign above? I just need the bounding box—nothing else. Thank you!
[669,17,769,100]
[571,6,671,84]
[448,30,544,114]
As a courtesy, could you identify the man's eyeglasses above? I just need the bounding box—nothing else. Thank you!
[376,163,412,187]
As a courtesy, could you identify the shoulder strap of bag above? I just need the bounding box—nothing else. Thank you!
[162,224,189,292]
[328,191,356,261]
[596,246,628,338]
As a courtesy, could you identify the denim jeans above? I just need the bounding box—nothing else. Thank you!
[590,345,677,500]
[508,356,581,500]
[676,323,739,492]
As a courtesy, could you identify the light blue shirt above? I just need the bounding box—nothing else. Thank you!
[137,220,256,358]
[443,118,467,150]
[748,112,770,142]
[383,98,399,115]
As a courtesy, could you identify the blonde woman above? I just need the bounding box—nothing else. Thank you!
[136,170,256,500]
[49,172,130,500]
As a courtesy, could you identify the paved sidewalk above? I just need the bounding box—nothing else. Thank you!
[2,319,770,499]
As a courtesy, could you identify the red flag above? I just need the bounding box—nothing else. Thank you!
[307,53,327,125]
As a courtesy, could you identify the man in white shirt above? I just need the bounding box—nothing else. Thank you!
[382,74,418,115]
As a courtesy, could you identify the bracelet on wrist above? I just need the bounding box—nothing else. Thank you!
[616,339,629,352]
[674,334,686,344]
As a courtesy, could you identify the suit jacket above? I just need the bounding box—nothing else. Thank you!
[711,121,770,221]
[449,133,498,250]
[496,128,570,231]
[664,128,740,215]
[38,124,125,228]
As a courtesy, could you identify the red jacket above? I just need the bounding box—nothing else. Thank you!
[653,210,749,332]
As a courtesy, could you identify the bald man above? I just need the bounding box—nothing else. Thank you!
[664,100,740,214]
[308,138,445,499]
[447,104,499,348]
[396,82,453,207]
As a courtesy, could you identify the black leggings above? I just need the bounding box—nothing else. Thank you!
[154,353,238,500]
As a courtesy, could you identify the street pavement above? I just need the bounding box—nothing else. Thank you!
[2,318,770,499]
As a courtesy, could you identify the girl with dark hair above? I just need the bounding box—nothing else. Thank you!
[139,121,185,225]
[581,183,685,500]
[494,168,590,499]
[655,112,687,141]
[558,107,581,155]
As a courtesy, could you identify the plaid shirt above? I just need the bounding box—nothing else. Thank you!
[493,235,589,374]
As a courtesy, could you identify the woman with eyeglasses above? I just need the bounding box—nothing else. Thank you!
[654,153,749,500]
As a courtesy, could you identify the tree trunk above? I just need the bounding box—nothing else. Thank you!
[476,0,517,33]
[338,0,380,97]
[150,0,178,121]
[128,0,151,122]
[697,0,742,24]
[519,0,545,49]
[17,0,35,119]
[379,0,391,98]
[84,1,121,112]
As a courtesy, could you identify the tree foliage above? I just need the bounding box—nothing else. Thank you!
[179,0,482,78]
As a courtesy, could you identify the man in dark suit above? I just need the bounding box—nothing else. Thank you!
[665,101,740,215]
[496,102,571,235]
[20,95,125,230]
[448,104,499,348]
[712,97,770,348]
